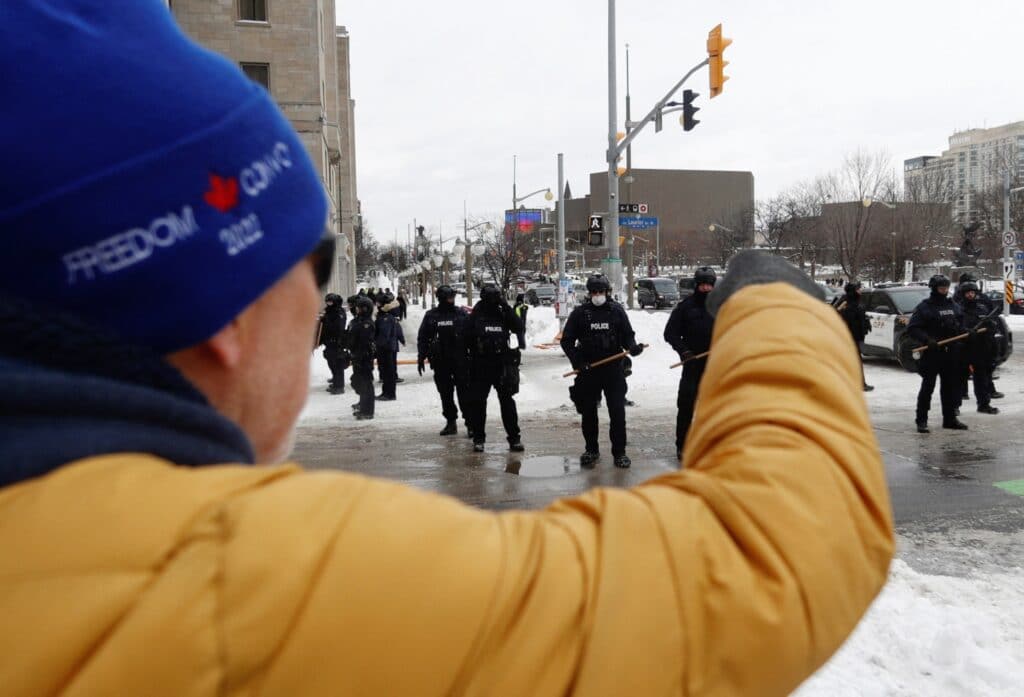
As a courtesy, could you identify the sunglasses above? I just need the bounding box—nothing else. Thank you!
[308,232,336,292]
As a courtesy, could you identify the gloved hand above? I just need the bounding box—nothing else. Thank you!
[706,250,825,317]
[679,350,695,362]
[577,362,591,373]
[629,344,644,357]
[511,348,522,366]
[417,357,425,376]
[967,328,978,337]
[927,339,939,351]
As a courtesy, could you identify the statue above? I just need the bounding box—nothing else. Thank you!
[954,222,983,267]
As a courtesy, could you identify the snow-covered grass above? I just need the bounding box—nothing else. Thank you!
[300,301,1023,696]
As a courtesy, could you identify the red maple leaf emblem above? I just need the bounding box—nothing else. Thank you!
[204,173,240,213]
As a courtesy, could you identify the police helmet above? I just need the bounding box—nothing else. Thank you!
[844,281,862,295]
[928,274,951,290]
[960,281,979,294]
[586,275,611,294]
[958,272,977,284]
[355,296,375,315]
[694,267,717,287]
[480,284,502,304]
[436,285,456,302]
[324,293,342,305]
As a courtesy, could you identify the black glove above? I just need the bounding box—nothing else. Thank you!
[706,250,825,317]
[927,339,939,351]
[577,362,591,373]
[679,350,695,362]
[417,358,425,376]
[511,348,522,366]
[629,344,644,357]
[967,328,978,337]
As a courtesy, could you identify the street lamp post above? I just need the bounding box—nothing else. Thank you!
[461,209,492,304]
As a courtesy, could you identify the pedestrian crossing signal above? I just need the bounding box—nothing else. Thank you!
[588,231,604,246]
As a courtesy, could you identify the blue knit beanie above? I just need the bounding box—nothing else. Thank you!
[0,1,328,353]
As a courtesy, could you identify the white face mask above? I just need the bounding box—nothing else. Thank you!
[591,293,607,306]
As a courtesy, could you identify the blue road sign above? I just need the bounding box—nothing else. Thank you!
[619,216,658,230]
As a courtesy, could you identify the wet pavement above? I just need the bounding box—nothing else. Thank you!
[293,352,1024,542]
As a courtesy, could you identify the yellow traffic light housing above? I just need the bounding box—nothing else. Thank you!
[707,23,732,98]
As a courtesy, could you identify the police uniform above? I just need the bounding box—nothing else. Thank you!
[663,271,715,457]
[465,287,524,451]
[907,276,967,432]
[957,283,999,414]
[374,295,404,401]
[561,279,643,467]
[349,296,377,419]
[837,282,874,391]
[418,286,472,435]
[318,294,348,394]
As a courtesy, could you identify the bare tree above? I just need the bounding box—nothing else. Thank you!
[818,149,899,278]
[477,215,538,293]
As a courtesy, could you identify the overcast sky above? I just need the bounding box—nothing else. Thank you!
[336,0,1024,247]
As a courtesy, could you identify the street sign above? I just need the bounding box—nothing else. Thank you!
[1003,261,1014,280]
[619,216,658,230]
[618,203,649,214]
[903,260,914,284]
[588,215,603,232]
[1002,231,1017,247]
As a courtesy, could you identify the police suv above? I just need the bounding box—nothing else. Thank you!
[861,285,1013,371]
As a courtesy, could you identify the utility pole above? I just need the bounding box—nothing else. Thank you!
[604,0,622,300]
[624,42,635,309]
[557,153,566,282]
[1004,170,1012,316]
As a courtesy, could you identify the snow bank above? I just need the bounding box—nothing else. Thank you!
[797,559,1024,697]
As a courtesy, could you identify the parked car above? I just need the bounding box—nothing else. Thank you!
[525,284,556,306]
[860,286,1013,372]
[635,277,680,309]
[677,277,697,300]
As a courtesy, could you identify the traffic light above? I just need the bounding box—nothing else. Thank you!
[707,23,731,98]
[681,89,700,131]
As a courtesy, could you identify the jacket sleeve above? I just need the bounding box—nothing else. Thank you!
[906,304,932,344]
[664,303,689,354]
[229,283,893,697]
[559,309,581,367]
[416,313,432,359]
[615,305,638,351]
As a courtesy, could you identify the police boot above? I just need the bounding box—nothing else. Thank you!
[862,384,874,392]
[354,412,374,421]
[991,391,1005,399]
[916,420,929,434]
[978,405,1000,415]
[579,451,600,468]
[439,420,457,436]
[472,441,485,453]
[942,418,968,430]
[613,454,632,469]
[508,439,525,452]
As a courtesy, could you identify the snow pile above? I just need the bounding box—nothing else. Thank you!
[798,559,1024,696]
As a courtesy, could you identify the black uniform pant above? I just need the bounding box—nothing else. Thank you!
[576,363,627,457]
[433,360,469,424]
[324,347,346,388]
[962,350,995,407]
[352,360,375,415]
[676,362,706,452]
[469,360,519,444]
[377,348,397,398]
[916,351,960,423]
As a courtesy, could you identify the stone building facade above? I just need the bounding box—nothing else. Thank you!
[170,0,359,295]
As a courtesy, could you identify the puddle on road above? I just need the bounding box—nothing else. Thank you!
[505,455,575,477]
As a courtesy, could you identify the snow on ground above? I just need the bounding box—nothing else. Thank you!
[797,558,1024,697]
[300,301,1024,696]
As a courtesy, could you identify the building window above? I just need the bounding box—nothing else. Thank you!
[239,0,267,22]
[240,62,270,91]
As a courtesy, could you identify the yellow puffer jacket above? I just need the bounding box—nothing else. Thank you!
[0,284,893,696]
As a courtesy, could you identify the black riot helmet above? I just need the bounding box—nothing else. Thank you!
[844,281,862,295]
[586,275,611,294]
[928,274,951,291]
[324,293,342,306]
[354,295,375,316]
[436,285,456,303]
[694,267,717,287]
[480,284,502,305]
[957,272,977,284]
[960,281,979,294]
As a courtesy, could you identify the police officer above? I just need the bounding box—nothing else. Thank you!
[663,267,715,460]
[465,284,525,453]
[374,293,404,401]
[319,293,348,394]
[513,293,529,327]
[838,281,874,392]
[349,295,377,420]
[418,285,472,436]
[561,275,644,468]
[957,281,1000,415]
[907,275,967,433]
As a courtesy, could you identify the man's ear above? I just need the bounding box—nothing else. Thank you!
[203,317,245,369]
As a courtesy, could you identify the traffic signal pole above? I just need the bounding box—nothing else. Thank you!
[605,0,622,300]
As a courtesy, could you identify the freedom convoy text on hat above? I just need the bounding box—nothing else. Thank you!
[61,142,296,284]
[0,1,328,353]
